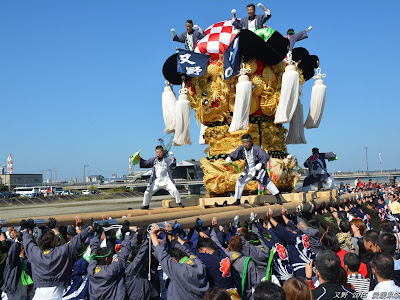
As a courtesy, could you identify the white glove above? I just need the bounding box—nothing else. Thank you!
[232,215,239,227]
[307,26,313,31]
[225,156,232,164]
[193,24,199,30]
[170,28,176,36]
[169,151,174,156]
[231,9,236,15]
[255,163,262,171]
[257,3,264,8]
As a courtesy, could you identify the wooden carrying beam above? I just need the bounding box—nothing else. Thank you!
[4,206,202,227]
[4,205,251,227]
[4,191,363,228]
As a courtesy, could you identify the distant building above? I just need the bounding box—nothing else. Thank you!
[85,175,103,184]
[126,171,147,182]
[172,159,203,180]
[0,174,43,189]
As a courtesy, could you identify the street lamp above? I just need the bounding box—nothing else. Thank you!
[83,165,89,185]
[364,147,369,174]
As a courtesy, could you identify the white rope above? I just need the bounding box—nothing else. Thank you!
[313,67,326,80]
[102,224,122,231]
[148,235,152,281]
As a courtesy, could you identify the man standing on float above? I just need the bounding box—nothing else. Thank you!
[139,145,183,209]
[302,147,336,192]
[225,134,282,205]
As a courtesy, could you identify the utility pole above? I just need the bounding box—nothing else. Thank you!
[364,147,369,174]
[83,165,89,185]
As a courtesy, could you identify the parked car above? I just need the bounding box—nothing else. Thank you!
[61,191,72,196]
[91,190,99,194]
[82,190,90,195]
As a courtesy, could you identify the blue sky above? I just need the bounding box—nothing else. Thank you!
[1,0,399,180]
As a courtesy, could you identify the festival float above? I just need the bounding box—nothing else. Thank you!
[161,16,327,202]
[4,9,337,228]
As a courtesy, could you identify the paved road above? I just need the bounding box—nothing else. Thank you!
[0,195,198,220]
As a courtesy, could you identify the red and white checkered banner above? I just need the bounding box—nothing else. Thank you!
[194,20,239,61]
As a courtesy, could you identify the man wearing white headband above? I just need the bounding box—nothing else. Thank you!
[225,134,282,205]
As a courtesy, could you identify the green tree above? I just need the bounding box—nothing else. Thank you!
[97,175,104,184]
[89,185,97,191]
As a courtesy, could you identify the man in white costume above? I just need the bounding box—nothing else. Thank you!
[224,134,282,206]
[139,145,183,209]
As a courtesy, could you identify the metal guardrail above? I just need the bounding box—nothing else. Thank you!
[331,170,399,176]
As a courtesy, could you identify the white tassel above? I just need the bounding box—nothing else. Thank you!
[173,83,192,146]
[297,101,306,144]
[274,64,299,124]
[162,81,177,134]
[304,68,327,129]
[286,100,306,144]
[199,123,207,145]
[229,65,252,132]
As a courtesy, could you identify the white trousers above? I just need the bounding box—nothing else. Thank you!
[234,172,279,199]
[32,286,64,300]
[302,175,336,192]
[143,179,181,206]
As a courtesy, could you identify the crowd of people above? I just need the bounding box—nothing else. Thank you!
[1,188,400,299]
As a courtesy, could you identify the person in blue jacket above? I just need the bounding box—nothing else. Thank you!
[268,207,316,277]
[87,222,136,300]
[1,233,32,300]
[181,230,235,290]
[21,219,91,300]
[62,243,90,300]
[149,223,209,300]
[125,238,153,300]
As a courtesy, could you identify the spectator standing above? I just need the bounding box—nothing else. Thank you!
[312,250,360,300]
[365,253,400,299]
